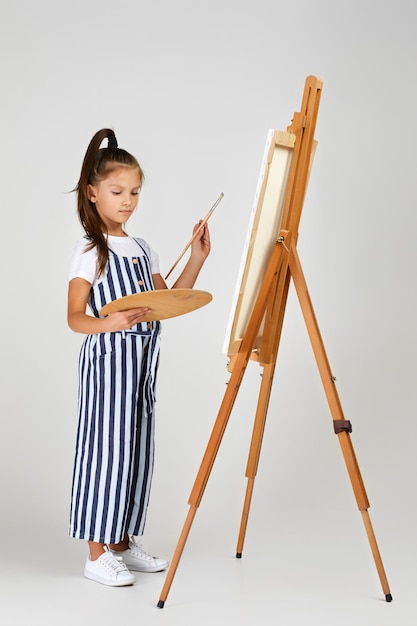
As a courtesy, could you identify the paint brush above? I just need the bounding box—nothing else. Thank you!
[164,192,224,280]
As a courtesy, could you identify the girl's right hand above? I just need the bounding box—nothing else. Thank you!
[103,307,152,331]
[68,278,153,335]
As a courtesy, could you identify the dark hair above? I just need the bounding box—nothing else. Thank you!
[75,128,144,276]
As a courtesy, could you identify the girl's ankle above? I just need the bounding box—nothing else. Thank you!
[88,543,106,561]
[108,540,129,552]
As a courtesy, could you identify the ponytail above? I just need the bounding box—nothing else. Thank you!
[74,128,144,276]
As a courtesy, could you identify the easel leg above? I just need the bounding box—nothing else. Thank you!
[157,352,254,608]
[157,371,242,608]
[236,362,275,557]
[157,243,288,608]
[236,478,255,558]
[157,507,197,608]
[236,242,292,557]
[361,509,392,601]
[289,247,392,601]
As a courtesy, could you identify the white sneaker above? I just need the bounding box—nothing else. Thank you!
[84,547,136,587]
[111,538,169,573]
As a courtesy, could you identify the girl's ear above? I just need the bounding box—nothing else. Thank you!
[87,184,96,202]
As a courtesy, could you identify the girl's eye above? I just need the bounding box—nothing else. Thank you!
[112,191,121,195]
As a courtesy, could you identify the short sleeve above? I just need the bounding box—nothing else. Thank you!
[144,241,160,275]
[68,239,98,284]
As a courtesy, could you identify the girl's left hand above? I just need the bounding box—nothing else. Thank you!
[191,221,211,260]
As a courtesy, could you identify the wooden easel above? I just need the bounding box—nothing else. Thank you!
[157,75,392,608]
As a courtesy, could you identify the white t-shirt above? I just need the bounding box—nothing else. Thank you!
[69,235,160,286]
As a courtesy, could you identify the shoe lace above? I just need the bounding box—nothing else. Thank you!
[102,549,129,572]
[129,539,154,562]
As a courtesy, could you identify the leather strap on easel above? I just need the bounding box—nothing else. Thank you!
[333,419,352,434]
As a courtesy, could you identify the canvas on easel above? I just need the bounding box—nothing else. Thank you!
[223,128,317,362]
[157,75,392,608]
[223,128,296,357]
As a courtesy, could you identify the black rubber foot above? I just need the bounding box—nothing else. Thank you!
[236,552,242,559]
[385,594,393,602]
[157,600,165,609]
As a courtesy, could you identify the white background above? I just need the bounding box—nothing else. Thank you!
[0,1,415,624]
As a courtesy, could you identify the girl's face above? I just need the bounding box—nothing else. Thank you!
[88,167,142,235]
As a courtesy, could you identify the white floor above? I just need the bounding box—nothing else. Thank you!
[1,501,412,626]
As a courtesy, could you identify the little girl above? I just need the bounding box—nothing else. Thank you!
[68,128,210,586]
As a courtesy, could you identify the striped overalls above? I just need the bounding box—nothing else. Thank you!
[69,239,161,544]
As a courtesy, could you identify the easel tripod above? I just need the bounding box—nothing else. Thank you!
[157,76,392,608]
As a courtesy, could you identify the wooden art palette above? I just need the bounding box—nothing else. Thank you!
[99,288,212,321]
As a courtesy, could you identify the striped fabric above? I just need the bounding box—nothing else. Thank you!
[69,240,161,544]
